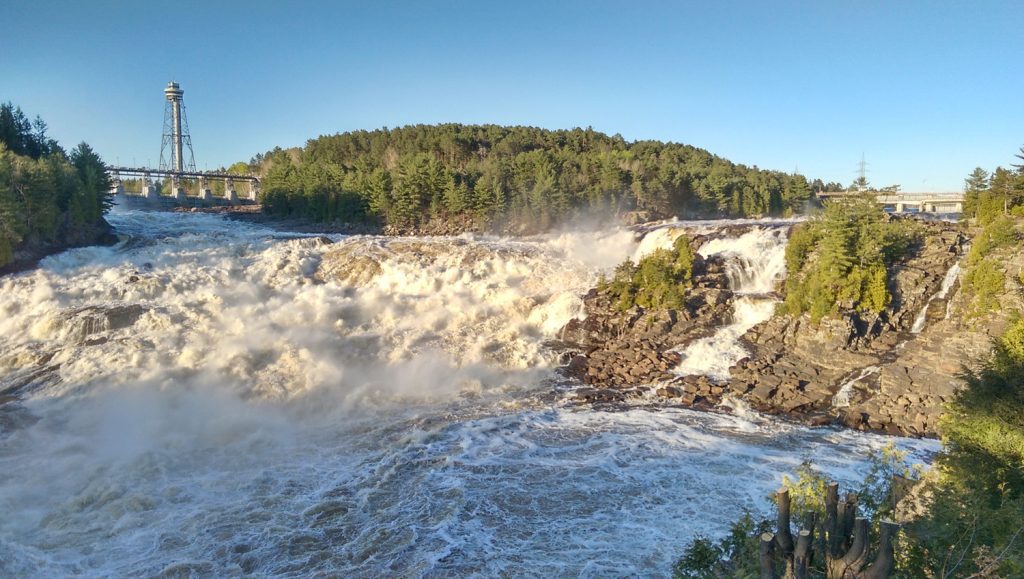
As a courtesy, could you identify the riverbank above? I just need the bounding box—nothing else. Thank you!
[0,218,119,277]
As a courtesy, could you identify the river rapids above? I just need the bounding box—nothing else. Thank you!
[0,209,936,576]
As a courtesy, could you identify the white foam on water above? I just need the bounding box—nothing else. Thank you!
[631,226,688,262]
[911,261,961,333]
[674,227,789,381]
[0,211,935,576]
[674,297,776,381]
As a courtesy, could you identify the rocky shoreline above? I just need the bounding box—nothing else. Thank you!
[0,218,118,277]
[556,219,987,438]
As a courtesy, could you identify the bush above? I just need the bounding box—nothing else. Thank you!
[964,258,1005,317]
[779,460,829,520]
[966,215,1018,267]
[672,513,771,578]
[600,235,696,311]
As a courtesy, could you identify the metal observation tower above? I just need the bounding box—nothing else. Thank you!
[158,81,196,173]
[109,81,259,203]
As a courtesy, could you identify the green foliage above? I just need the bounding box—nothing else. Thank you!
[601,235,695,311]
[963,166,991,220]
[783,222,819,275]
[256,124,821,231]
[672,513,771,578]
[893,319,1024,576]
[0,102,60,159]
[0,105,110,269]
[780,460,829,519]
[672,536,719,578]
[962,216,1018,317]
[964,258,1005,317]
[964,160,1024,224]
[941,319,1024,490]
[782,196,918,322]
[966,215,1018,266]
[858,443,922,517]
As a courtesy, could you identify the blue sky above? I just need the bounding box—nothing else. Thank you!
[3,0,1022,191]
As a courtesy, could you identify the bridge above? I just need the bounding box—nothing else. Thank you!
[108,81,260,205]
[110,166,259,203]
[817,191,963,214]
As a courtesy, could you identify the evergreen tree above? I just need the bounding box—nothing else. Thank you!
[253,124,822,231]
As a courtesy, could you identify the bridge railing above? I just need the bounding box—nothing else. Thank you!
[108,166,260,183]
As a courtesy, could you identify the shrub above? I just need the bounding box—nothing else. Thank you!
[779,460,829,520]
[964,258,1005,317]
[602,235,696,311]
[966,215,1018,267]
[672,513,771,578]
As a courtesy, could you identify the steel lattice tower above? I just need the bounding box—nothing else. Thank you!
[158,81,196,172]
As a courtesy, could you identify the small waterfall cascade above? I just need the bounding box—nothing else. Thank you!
[832,366,881,408]
[911,262,961,334]
[673,227,789,381]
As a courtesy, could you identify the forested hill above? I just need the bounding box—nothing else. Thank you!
[255,124,838,233]
[0,102,113,271]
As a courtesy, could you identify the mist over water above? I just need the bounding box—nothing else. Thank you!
[0,209,935,576]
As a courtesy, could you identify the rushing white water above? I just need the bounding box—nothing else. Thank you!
[911,262,961,333]
[0,210,936,576]
[832,366,881,408]
[674,227,789,381]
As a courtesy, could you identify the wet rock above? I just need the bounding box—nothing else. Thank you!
[555,219,991,437]
[316,251,383,286]
[574,387,645,403]
[61,303,147,344]
[564,355,589,379]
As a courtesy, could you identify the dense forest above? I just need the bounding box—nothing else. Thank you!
[0,102,112,269]
[253,124,841,232]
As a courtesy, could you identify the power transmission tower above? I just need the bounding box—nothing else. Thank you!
[855,153,870,191]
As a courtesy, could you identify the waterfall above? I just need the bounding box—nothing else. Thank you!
[910,262,961,334]
[832,366,880,408]
[673,227,789,381]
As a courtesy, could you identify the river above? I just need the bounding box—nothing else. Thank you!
[0,207,936,576]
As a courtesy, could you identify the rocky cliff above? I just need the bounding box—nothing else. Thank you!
[557,218,1014,438]
[724,222,967,436]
